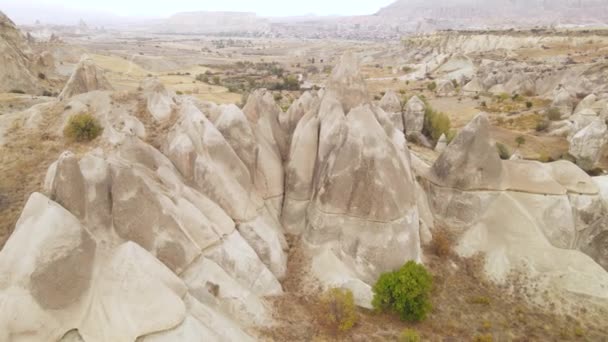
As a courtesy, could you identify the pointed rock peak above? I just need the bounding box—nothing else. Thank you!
[434,133,448,153]
[242,89,281,123]
[317,93,346,120]
[325,52,369,113]
[218,103,247,121]
[59,54,113,100]
[379,90,402,113]
[406,95,425,110]
[431,113,504,190]
[140,77,168,93]
[0,11,16,27]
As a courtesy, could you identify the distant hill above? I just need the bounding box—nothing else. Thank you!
[162,11,270,34]
[376,0,608,29]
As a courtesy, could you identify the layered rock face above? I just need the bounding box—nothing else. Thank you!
[59,55,113,100]
[283,53,421,306]
[419,113,608,304]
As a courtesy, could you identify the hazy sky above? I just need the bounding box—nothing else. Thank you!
[3,0,396,18]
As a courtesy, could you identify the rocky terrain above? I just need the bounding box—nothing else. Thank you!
[1,7,608,341]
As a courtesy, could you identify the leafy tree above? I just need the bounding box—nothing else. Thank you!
[372,261,433,322]
[515,135,526,148]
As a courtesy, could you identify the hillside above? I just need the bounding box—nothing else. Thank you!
[376,0,608,29]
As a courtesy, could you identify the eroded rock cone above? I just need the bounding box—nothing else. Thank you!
[140,77,175,121]
[379,89,404,131]
[404,95,426,134]
[569,118,608,171]
[431,113,504,190]
[59,55,113,100]
[552,87,574,118]
[283,53,421,307]
[324,52,370,113]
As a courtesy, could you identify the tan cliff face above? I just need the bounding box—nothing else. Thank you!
[0,11,58,95]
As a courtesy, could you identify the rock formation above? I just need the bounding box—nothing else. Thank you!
[435,79,457,97]
[283,53,421,306]
[379,90,404,131]
[431,114,504,190]
[552,87,574,118]
[419,113,608,305]
[2,46,608,340]
[59,55,113,100]
[0,11,50,94]
[404,95,426,135]
[140,77,175,121]
[568,119,608,171]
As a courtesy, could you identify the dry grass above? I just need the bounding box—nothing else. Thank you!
[430,230,452,258]
[261,236,608,341]
[0,106,93,248]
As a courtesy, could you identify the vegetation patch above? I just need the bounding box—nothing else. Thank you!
[372,261,433,322]
[63,113,103,142]
[399,328,421,342]
[319,288,358,333]
[423,106,452,142]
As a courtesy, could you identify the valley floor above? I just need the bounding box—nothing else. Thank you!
[262,236,608,341]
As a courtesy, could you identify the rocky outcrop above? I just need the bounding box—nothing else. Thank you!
[436,79,457,97]
[379,90,404,131]
[456,192,608,302]
[434,133,447,153]
[0,11,53,94]
[140,78,175,121]
[59,55,113,100]
[283,53,421,306]
[418,112,608,305]
[462,77,484,94]
[551,87,574,118]
[404,95,426,135]
[324,52,370,112]
[568,118,608,171]
[0,192,257,341]
[431,114,504,190]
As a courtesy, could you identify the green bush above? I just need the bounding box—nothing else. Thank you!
[372,261,433,322]
[320,288,358,332]
[526,101,533,109]
[282,75,301,91]
[496,143,511,160]
[64,113,103,142]
[427,81,437,91]
[399,328,421,342]
[423,107,451,142]
[515,135,526,147]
